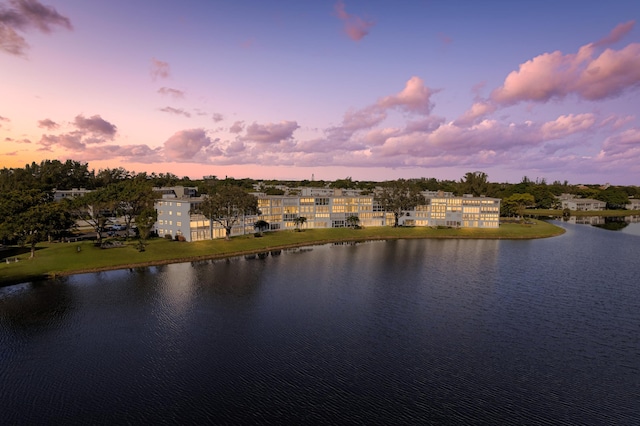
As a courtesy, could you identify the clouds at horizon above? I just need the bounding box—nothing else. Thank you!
[30,67,639,177]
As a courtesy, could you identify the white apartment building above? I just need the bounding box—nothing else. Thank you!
[561,198,606,211]
[154,187,501,242]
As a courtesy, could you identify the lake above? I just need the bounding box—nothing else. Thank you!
[1,221,639,424]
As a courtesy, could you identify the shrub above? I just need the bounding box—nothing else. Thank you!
[175,235,186,242]
[164,234,173,240]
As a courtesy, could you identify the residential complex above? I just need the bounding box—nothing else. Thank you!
[560,198,606,211]
[154,187,501,242]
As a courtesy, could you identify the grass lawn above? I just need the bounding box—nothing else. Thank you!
[1,219,565,285]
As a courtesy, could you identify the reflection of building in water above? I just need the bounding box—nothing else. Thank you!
[566,216,606,225]
[624,215,640,224]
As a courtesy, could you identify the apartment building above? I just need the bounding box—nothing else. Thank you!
[402,194,501,228]
[561,198,606,211]
[154,187,501,242]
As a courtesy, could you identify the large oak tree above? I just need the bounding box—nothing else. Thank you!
[198,186,259,240]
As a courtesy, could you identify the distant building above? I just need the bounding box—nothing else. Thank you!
[626,199,640,210]
[53,188,92,202]
[153,186,198,199]
[561,198,606,211]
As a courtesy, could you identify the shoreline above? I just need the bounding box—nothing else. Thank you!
[1,220,566,287]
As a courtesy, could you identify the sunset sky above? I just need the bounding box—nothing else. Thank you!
[2,0,640,184]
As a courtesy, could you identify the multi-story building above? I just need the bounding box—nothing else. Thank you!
[402,194,500,228]
[154,187,501,242]
[53,187,92,201]
[561,198,606,211]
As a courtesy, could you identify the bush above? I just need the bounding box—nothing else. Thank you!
[175,235,186,242]
[164,234,173,240]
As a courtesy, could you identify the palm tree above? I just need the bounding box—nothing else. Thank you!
[346,215,360,229]
[293,216,307,231]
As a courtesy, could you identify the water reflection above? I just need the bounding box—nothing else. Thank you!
[559,215,640,235]
[0,278,75,335]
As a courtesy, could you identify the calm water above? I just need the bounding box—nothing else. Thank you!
[1,222,639,425]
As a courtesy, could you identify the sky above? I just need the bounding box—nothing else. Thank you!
[1,0,640,185]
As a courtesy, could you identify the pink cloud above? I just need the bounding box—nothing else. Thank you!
[0,0,72,56]
[76,144,163,163]
[159,106,191,118]
[593,20,635,47]
[0,24,27,56]
[377,76,436,114]
[37,118,58,129]
[455,101,497,125]
[229,120,244,134]
[38,133,84,151]
[595,128,640,173]
[404,116,446,133]
[342,106,387,131]
[225,140,246,154]
[600,114,635,130]
[334,0,375,41]
[212,113,224,123]
[242,121,299,143]
[37,113,117,153]
[157,87,185,99]
[150,58,170,80]
[491,22,640,105]
[540,114,596,140]
[74,114,117,138]
[576,43,640,100]
[599,128,640,156]
[0,115,9,127]
[163,128,213,161]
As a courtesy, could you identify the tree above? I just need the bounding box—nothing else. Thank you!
[254,219,269,236]
[109,179,157,236]
[293,216,307,231]
[502,193,535,218]
[70,187,116,245]
[375,179,426,227]
[330,177,357,189]
[0,190,74,258]
[460,171,488,196]
[198,186,258,240]
[95,167,132,187]
[346,215,360,229]
[20,202,75,258]
[134,206,157,251]
[596,187,629,209]
[531,183,557,209]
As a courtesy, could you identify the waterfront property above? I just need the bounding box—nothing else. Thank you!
[626,199,640,210]
[155,187,501,242]
[561,198,606,211]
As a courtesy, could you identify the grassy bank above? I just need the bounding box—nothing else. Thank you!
[1,219,565,285]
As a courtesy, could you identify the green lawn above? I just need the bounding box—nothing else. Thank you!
[1,219,565,285]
